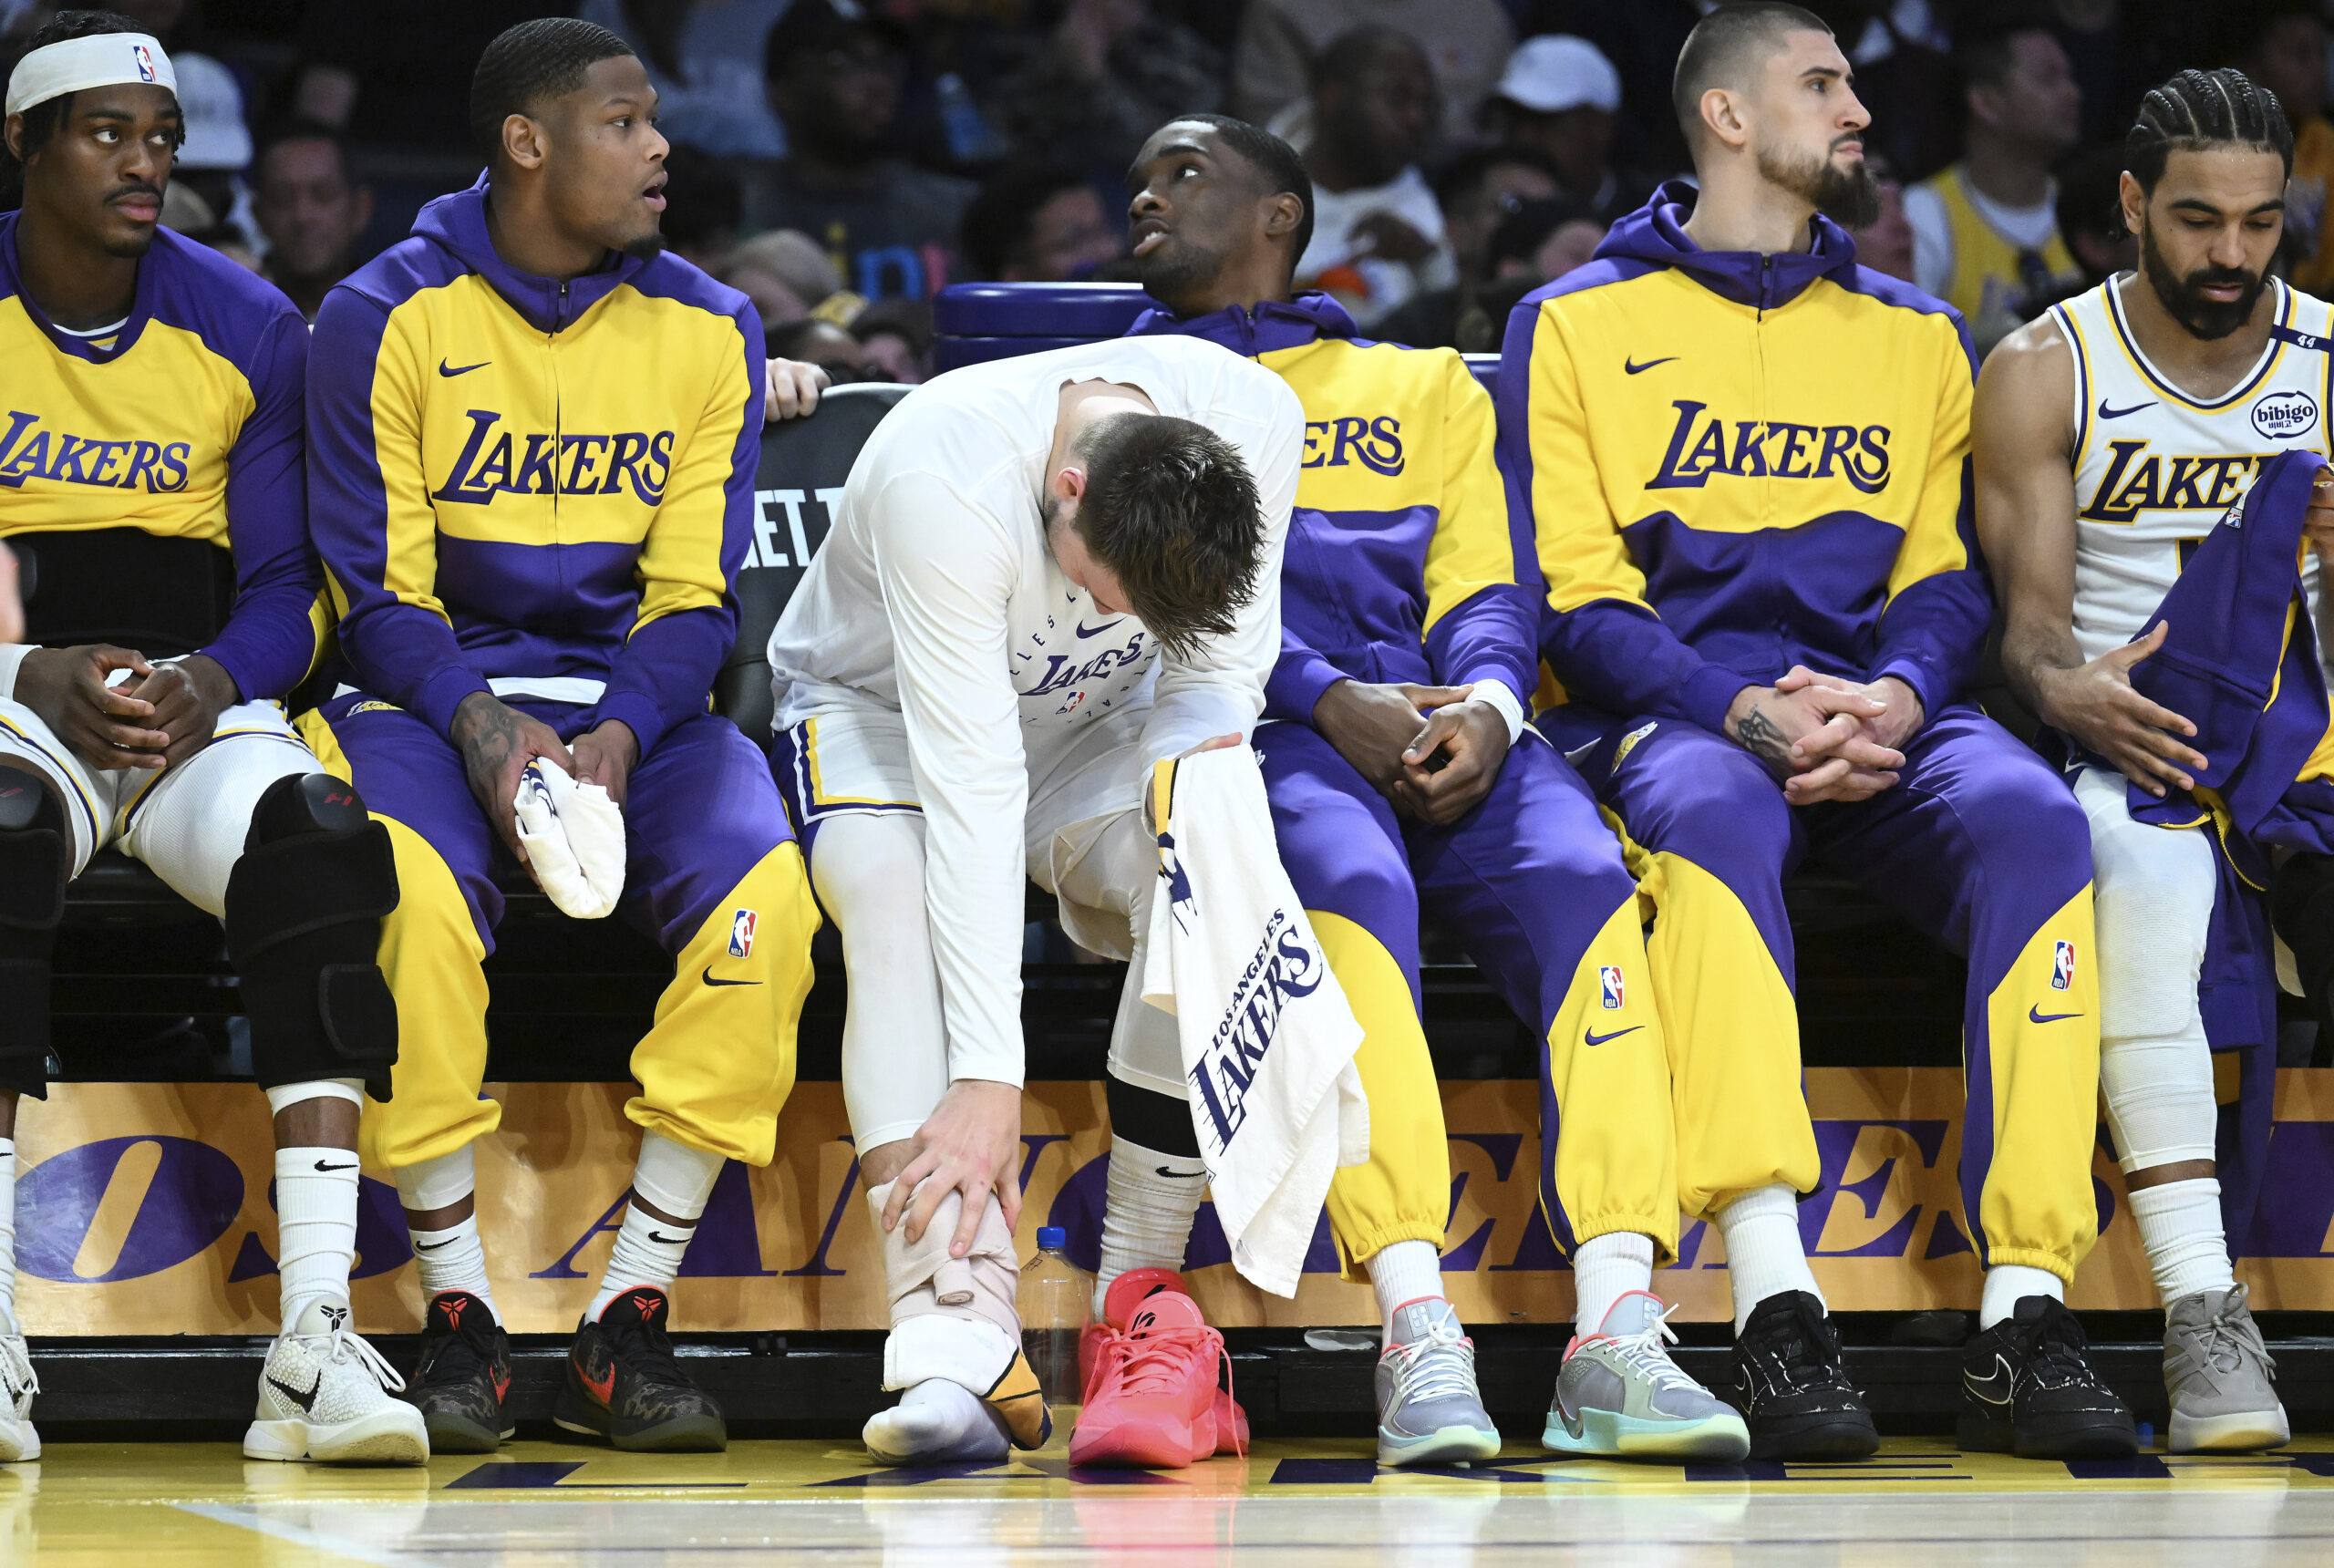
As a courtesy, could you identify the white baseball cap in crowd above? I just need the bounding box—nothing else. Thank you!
[1491,34,1623,117]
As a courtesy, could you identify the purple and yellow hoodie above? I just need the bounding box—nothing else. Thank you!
[1127,291,1538,721]
[1500,181,1987,738]
[0,214,322,699]
[307,176,767,754]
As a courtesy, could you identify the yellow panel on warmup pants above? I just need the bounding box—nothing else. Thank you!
[1542,893,1681,1260]
[1313,911,1452,1283]
[628,841,819,1166]
[1978,884,2103,1284]
[1645,851,1820,1219]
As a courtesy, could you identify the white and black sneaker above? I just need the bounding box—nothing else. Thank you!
[1958,1295,2138,1459]
[0,1330,36,1462]
[243,1298,429,1465]
[1724,1290,1878,1460]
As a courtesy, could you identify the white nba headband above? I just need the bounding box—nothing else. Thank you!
[5,33,176,119]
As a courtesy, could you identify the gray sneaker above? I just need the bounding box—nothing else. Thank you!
[1375,1298,1502,1466]
[2165,1284,2288,1453]
[1544,1292,1750,1461]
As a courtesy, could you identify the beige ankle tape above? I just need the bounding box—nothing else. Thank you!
[866,1178,1021,1343]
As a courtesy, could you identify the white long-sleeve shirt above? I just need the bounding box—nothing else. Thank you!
[768,336,1304,1087]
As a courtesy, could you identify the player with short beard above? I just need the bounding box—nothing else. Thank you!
[0,10,420,1465]
[305,17,815,1456]
[1504,2,2135,1460]
[1981,67,2315,1453]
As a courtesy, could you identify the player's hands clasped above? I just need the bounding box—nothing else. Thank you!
[451,691,576,863]
[116,653,241,770]
[1772,666,1925,804]
[2031,620,2207,798]
[1394,695,1511,824]
[16,644,172,772]
[883,1078,1027,1257]
[1725,672,1907,804]
[1315,680,1478,798]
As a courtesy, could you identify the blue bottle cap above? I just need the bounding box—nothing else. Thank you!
[1036,1226,1068,1249]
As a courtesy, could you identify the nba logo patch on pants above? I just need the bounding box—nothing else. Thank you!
[730,908,758,959]
[2051,939,2076,991]
[1599,965,1626,1009]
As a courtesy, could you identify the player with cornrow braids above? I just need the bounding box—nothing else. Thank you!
[1982,65,2308,1453]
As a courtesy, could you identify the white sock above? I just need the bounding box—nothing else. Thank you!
[1572,1231,1656,1337]
[2128,1177,2236,1305]
[1716,1183,1823,1335]
[586,1130,724,1320]
[1094,1133,1207,1317]
[1368,1238,1445,1342]
[0,1137,15,1336]
[1979,1263,2063,1330]
[411,1213,499,1319]
[274,1147,359,1326]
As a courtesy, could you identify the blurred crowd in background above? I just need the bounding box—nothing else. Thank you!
[5,0,2333,376]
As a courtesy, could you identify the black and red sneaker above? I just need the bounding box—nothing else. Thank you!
[554,1285,727,1452]
[408,1290,513,1453]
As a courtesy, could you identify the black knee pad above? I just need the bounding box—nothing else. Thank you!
[1106,1072,1203,1161]
[0,764,67,1099]
[225,774,401,1100]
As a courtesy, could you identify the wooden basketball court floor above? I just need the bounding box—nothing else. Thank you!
[10,1433,2334,1565]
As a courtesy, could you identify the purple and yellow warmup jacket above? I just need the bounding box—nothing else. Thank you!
[307,177,767,754]
[1127,292,1538,719]
[1499,182,1988,734]
[0,214,322,699]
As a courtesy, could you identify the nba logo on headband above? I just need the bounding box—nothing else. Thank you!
[133,43,156,82]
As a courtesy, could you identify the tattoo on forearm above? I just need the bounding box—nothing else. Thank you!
[1734,707,1794,772]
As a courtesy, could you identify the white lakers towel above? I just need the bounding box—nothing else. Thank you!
[1139,743,1368,1297]
[512,759,627,919]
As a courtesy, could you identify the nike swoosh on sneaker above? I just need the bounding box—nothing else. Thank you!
[314,1160,357,1171]
[2028,1006,2083,1024]
[1965,1353,2016,1406]
[701,965,759,987]
[1584,1025,1643,1047]
[268,1372,322,1412]
[579,1356,616,1405]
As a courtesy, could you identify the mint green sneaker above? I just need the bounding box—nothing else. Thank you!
[1375,1298,1502,1466]
[1544,1292,1750,1462]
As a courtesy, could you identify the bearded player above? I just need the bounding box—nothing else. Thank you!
[1504,4,2138,1460]
[305,19,814,1454]
[1979,68,2312,1452]
[1,12,419,1465]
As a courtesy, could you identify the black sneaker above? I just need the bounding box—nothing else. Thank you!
[408,1290,513,1453]
[554,1285,726,1452]
[1724,1290,1880,1460]
[1958,1295,2138,1459]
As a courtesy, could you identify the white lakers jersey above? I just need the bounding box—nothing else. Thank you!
[2053,273,2332,662]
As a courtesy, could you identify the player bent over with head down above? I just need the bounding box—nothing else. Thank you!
[0,13,420,1465]
[305,19,815,1454]
[1504,4,2137,1459]
[1108,114,1749,1465]
[1981,68,2315,1452]
[765,319,1301,1465]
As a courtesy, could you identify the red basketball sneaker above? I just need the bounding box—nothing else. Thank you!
[1071,1288,1234,1468]
[1079,1268,1247,1454]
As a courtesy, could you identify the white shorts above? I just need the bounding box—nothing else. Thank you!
[0,695,323,916]
[774,703,1150,889]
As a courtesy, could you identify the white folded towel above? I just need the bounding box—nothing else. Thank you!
[1140,743,1368,1297]
[512,759,626,919]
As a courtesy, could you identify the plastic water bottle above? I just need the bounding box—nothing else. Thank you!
[1020,1226,1091,1422]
